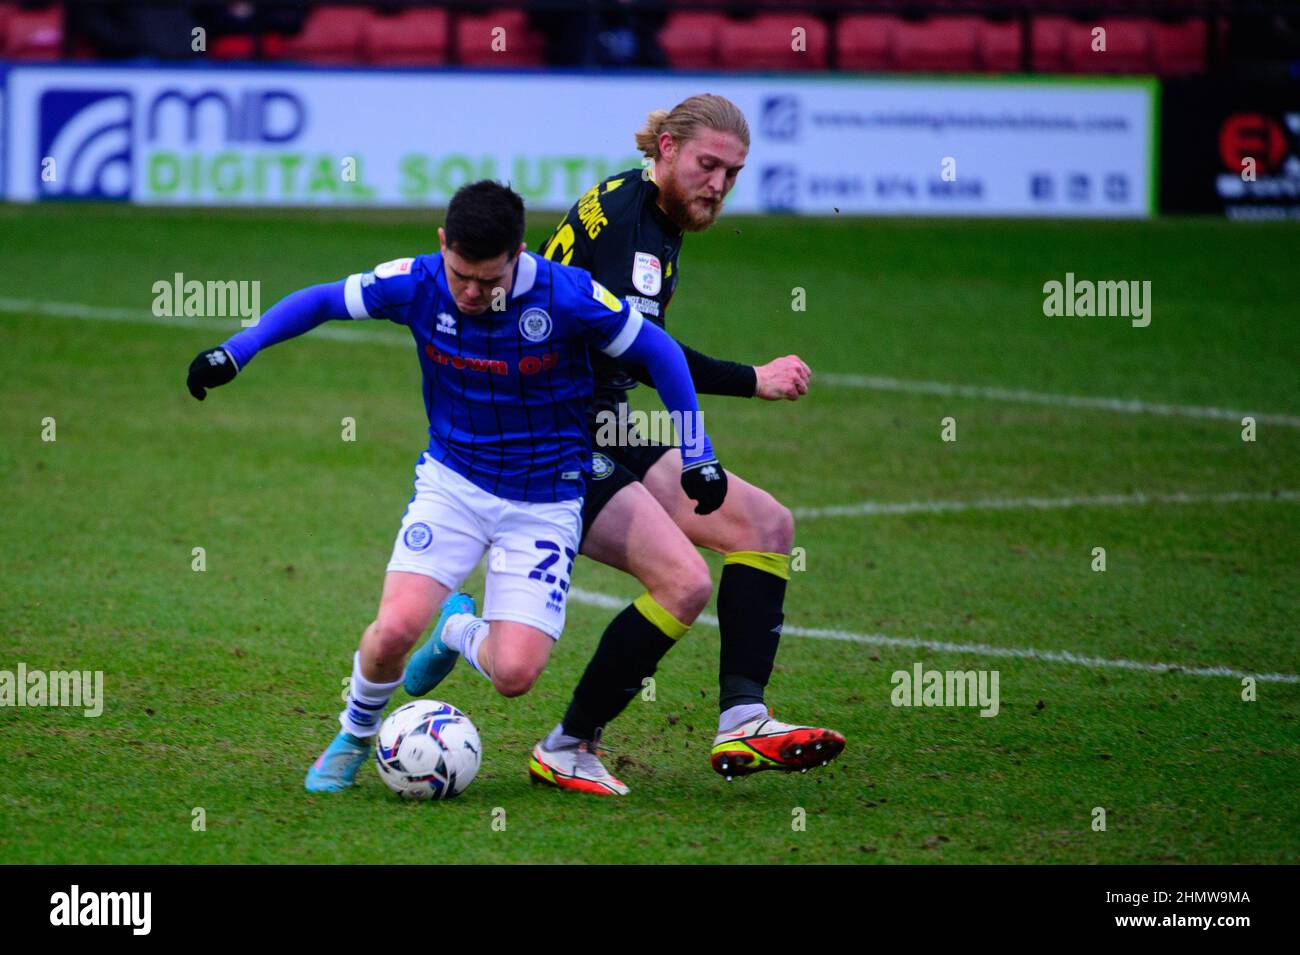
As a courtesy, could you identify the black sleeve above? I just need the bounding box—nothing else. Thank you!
[621,339,756,398]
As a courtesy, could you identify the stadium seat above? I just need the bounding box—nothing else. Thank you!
[456,9,545,67]
[0,4,15,49]
[362,9,449,66]
[3,3,61,60]
[280,4,371,64]
[212,34,287,61]
[1062,17,1153,74]
[1151,18,1207,76]
[658,12,726,70]
[893,15,980,72]
[1030,16,1071,72]
[835,15,897,72]
[718,15,828,71]
[977,16,1022,72]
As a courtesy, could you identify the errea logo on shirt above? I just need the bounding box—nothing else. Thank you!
[436,312,457,336]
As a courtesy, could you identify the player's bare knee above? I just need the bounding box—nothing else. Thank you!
[764,499,795,554]
[371,612,424,660]
[678,553,713,620]
[491,659,541,698]
[653,550,711,623]
[739,492,793,554]
[718,492,794,555]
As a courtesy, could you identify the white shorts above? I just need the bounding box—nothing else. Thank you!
[386,453,582,640]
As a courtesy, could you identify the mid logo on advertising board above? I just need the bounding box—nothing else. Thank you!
[34,83,358,203]
[37,88,133,199]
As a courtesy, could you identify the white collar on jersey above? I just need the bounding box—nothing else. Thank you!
[510,252,538,300]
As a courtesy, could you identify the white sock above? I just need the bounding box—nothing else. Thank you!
[543,723,581,750]
[440,613,476,651]
[444,616,491,681]
[719,702,767,735]
[339,651,404,739]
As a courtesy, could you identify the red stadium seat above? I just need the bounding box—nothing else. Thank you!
[893,16,980,72]
[363,9,449,66]
[212,35,254,60]
[835,15,897,72]
[456,9,545,67]
[1062,17,1153,74]
[718,15,828,71]
[1151,18,1206,76]
[280,5,371,64]
[977,17,1022,73]
[212,34,287,61]
[1031,16,1071,73]
[3,4,61,60]
[658,12,726,70]
[0,4,16,49]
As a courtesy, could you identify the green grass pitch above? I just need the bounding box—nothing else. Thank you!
[0,203,1297,864]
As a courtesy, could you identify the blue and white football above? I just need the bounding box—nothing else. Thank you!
[374,700,481,800]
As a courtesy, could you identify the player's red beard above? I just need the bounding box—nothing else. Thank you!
[657,174,723,233]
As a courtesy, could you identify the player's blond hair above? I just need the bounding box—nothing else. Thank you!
[635,94,750,159]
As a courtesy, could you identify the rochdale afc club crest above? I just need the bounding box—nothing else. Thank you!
[633,252,662,296]
[403,522,433,552]
[591,453,615,480]
[519,307,552,343]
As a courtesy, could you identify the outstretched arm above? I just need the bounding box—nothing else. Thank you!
[621,339,811,401]
[186,280,351,400]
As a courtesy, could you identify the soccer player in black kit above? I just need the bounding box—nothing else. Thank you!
[407,94,845,794]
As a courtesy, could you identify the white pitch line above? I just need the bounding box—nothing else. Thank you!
[0,296,409,347]
[568,587,1300,684]
[793,490,1300,519]
[817,372,1300,429]
[4,296,1296,428]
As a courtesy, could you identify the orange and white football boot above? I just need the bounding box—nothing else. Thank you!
[710,712,846,780]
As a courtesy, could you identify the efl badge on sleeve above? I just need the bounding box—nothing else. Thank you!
[633,252,662,296]
[374,257,414,279]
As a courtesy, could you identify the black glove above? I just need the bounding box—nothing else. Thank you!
[187,347,238,400]
[680,458,728,515]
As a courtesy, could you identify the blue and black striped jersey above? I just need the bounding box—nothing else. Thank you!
[344,250,643,503]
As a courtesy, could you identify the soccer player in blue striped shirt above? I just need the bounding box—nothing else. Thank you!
[186,181,727,792]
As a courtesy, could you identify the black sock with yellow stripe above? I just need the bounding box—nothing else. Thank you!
[718,551,790,711]
[561,593,689,741]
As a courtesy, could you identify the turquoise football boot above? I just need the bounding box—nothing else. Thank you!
[403,592,476,697]
[304,730,371,793]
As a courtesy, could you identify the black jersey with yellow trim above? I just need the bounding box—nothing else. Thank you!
[540,169,680,418]
[540,168,755,418]
[540,168,680,321]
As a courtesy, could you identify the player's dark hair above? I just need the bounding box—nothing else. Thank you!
[444,180,526,262]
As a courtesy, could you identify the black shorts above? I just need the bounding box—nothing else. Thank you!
[580,442,675,546]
